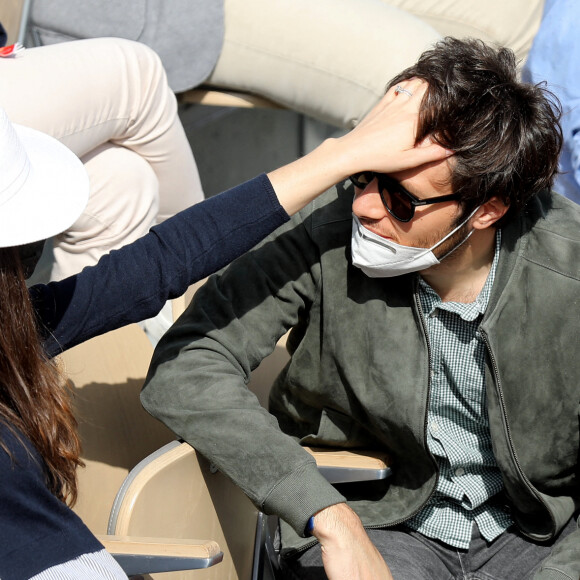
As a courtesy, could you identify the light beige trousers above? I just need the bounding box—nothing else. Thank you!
[209,0,545,128]
[0,37,203,280]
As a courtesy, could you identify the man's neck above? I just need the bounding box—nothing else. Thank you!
[420,228,497,303]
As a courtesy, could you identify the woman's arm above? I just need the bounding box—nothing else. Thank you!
[32,173,286,357]
[33,80,448,357]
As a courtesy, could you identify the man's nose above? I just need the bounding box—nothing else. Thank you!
[352,179,388,221]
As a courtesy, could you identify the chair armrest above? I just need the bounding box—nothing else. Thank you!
[97,535,223,576]
[304,447,393,484]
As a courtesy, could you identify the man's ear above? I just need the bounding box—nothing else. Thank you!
[471,197,509,230]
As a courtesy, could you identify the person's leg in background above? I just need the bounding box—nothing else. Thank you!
[379,0,545,68]
[50,143,159,279]
[207,0,442,130]
[0,36,204,280]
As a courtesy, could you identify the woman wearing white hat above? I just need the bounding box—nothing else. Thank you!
[0,86,447,577]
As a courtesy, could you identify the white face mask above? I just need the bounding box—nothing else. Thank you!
[351,208,478,278]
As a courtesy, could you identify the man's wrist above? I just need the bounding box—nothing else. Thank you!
[308,503,364,542]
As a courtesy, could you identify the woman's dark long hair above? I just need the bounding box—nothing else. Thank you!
[0,247,81,504]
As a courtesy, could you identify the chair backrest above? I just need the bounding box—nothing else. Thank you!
[57,323,175,534]
[0,0,31,44]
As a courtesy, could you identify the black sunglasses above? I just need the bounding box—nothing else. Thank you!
[350,171,460,222]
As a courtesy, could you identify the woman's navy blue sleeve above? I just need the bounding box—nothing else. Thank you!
[30,174,288,358]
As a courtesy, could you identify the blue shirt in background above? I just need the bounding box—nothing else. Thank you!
[523,0,580,203]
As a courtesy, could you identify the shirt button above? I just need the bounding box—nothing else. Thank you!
[455,467,465,476]
[430,422,439,433]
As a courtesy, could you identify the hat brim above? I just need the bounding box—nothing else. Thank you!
[0,124,89,248]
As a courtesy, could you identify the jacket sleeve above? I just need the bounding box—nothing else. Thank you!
[30,174,288,358]
[141,205,345,536]
[533,516,580,580]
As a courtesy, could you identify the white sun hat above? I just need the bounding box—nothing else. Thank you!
[0,106,89,248]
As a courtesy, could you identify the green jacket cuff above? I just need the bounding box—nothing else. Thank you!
[261,460,346,536]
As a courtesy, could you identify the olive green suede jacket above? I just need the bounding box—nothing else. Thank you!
[142,183,580,579]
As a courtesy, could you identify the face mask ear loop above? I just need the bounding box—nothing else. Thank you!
[428,205,481,260]
[436,228,475,262]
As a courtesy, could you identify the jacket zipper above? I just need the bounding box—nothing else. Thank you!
[365,288,440,530]
[479,329,556,540]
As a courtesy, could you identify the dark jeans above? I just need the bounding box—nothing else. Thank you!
[281,519,577,580]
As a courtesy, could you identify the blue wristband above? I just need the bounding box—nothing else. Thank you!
[306,515,315,536]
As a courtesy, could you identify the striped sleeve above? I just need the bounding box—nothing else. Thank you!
[29,550,127,580]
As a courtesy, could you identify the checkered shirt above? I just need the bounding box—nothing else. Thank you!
[405,230,513,549]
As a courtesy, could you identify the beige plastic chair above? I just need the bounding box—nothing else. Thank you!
[58,323,224,575]
[59,324,173,533]
[53,281,283,577]
[106,440,258,579]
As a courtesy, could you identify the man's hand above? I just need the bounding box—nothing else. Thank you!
[311,503,393,580]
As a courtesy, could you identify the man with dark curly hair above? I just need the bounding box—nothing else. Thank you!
[143,38,578,580]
